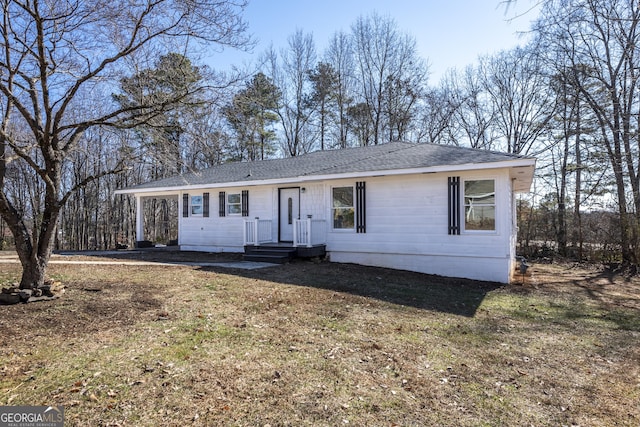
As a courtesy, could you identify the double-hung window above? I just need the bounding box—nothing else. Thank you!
[332,186,355,229]
[191,195,203,216]
[219,191,248,217]
[227,193,242,215]
[463,179,495,231]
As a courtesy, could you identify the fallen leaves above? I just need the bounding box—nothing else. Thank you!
[0,259,638,426]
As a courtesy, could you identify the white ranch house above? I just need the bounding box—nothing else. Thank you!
[115,142,535,283]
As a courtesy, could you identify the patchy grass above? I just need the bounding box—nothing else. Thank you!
[1,252,639,426]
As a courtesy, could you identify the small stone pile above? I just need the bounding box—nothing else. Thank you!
[0,279,65,305]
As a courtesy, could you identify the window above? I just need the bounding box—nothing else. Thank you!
[227,193,241,215]
[332,186,355,229]
[464,179,495,231]
[191,195,203,216]
[219,191,248,216]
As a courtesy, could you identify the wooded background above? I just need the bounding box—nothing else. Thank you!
[1,0,638,267]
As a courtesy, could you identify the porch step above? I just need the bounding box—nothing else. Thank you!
[243,245,296,264]
[243,244,327,263]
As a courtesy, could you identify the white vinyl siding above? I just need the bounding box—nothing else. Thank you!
[177,169,515,283]
[325,171,512,283]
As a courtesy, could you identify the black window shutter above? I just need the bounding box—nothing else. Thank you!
[182,193,189,218]
[203,192,210,217]
[448,176,461,235]
[241,190,249,217]
[356,181,366,233]
[219,191,226,217]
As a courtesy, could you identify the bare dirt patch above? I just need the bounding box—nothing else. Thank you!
[1,252,638,426]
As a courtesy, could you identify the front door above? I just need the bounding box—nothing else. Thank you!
[279,188,300,242]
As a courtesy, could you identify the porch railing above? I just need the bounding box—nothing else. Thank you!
[243,219,273,245]
[293,218,326,248]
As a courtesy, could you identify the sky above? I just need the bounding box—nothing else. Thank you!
[205,0,541,83]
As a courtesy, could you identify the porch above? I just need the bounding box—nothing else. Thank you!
[133,195,179,249]
[243,217,327,263]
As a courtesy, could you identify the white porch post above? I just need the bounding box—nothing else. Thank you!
[305,217,312,248]
[135,195,144,245]
[293,219,298,248]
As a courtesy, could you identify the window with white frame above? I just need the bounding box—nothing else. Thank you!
[332,186,355,229]
[464,179,495,231]
[191,195,203,216]
[227,193,241,215]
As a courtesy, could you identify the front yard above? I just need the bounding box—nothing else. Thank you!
[1,252,639,426]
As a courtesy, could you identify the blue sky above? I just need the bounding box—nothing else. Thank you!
[205,1,540,82]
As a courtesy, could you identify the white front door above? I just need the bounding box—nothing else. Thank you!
[279,188,300,242]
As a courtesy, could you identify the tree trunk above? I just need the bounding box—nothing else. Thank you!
[611,158,635,264]
[573,119,583,260]
[4,169,62,289]
[19,256,49,289]
[5,210,58,290]
[557,132,569,257]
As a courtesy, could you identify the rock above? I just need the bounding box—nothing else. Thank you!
[50,281,65,293]
[39,280,64,297]
[18,289,33,302]
[0,280,65,304]
[27,295,59,303]
[0,293,21,305]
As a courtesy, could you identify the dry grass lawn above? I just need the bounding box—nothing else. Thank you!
[1,251,639,426]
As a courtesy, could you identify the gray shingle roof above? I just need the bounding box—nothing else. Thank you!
[123,142,533,191]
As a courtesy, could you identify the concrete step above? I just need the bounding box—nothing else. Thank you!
[242,253,291,264]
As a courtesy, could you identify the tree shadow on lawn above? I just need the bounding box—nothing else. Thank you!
[50,251,502,317]
[199,259,504,317]
[567,268,640,331]
[506,263,640,332]
[573,267,640,309]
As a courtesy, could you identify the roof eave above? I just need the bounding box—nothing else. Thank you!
[114,158,537,196]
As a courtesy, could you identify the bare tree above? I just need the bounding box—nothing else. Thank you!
[307,62,339,150]
[478,44,555,155]
[445,66,500,149]
[0,0,250,289]
[346,102,374,146]
[534,0,640,264]
[267,30,317,156]
[382,74,423,141]
[184,107,230,169]
[351,13,428,145]
[415,85,460,145]
[324,31,355,148]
